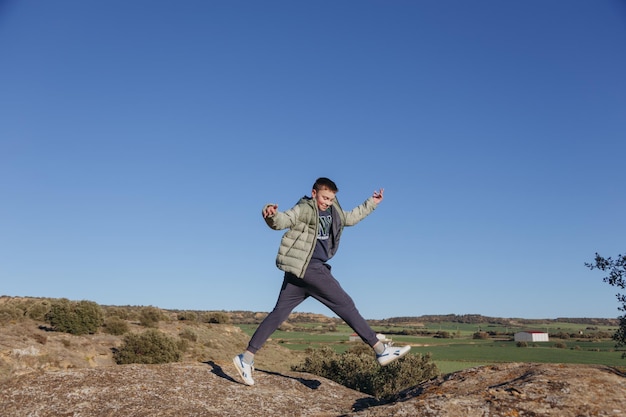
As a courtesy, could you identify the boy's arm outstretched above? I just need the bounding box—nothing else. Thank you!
[343,188,384,226]
[262,203,300,230]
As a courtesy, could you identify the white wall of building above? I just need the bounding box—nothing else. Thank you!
[514,332,549,342]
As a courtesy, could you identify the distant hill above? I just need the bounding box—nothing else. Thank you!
[1,295,618,326]
[370,314,619,327]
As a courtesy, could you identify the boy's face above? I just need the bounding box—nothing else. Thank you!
[311,187,336,211]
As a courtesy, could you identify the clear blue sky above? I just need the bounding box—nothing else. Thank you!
[1,1,624,320]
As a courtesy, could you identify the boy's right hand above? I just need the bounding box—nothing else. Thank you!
[263,204,278,218]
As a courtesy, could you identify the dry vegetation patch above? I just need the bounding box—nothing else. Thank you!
[1,297,625,416]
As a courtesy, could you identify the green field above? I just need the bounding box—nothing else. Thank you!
[237,322,625,374]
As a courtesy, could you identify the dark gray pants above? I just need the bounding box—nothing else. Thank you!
[247,262,379,354]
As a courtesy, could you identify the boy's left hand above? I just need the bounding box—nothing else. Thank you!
[372,188,384,204]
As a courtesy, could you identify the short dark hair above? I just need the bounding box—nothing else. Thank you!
[313,177,338,192]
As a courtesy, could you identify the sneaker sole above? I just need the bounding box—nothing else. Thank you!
[378,345,411,366]
[232,356,254,386]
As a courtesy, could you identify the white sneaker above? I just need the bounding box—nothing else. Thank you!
[376,344,411,366]
[233,354,254,386]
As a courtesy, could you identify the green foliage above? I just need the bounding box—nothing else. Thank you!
[517,341,528,348]
[139,306,164,328]
[44,299,103,335]
[113,329,182,364]
[473,331,489,339]
[586,252,626,357]
[292,346,438,400]
[103,316,130,335]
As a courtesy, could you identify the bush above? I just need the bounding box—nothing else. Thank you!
[554,342,568,349]
[202,311,230,324]
[139,306,164,328]
[473,331,489,339]
[516,341,528,348]
[44,299,103,335]
[0,305,23,324]
[104,306,136,321]
[346,343,372,356]
[292,346,438,400]
[177,311,198,321]
[103,316,130,335]
[179,328,198,342]
[113,329,182,364]
[26,300,51,321]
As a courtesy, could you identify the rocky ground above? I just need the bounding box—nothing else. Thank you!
[1,361,624,416]
[1,300,625,417]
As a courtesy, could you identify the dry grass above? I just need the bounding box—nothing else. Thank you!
[0,296,307,381]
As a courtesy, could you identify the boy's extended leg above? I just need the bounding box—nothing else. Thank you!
[233,275,307,386]
[305,262,410,365]
[304,263,379,345]
[247,274,308,353]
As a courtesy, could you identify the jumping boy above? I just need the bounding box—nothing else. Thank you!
[232,177,410,386]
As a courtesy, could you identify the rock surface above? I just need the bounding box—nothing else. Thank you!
[1,361,624,416]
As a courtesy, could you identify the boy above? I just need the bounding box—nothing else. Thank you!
[233,177,410,386]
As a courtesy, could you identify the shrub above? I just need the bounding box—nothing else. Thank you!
[203,311,230,324]
[0,305,23,324]
[177,338,190,353]
[103,316,130,335]
[346,343,372,356]
[292,346,438,400]
[26,300,51,321]
[139,306,164,328]
[44,299,103,335]
[177,311,198,321]
[104,306,135,321]
[113,329,182,364]
[554,342,568,349]
[516,341,528,348]
[473,331,489,339]
[179,328,198,342]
